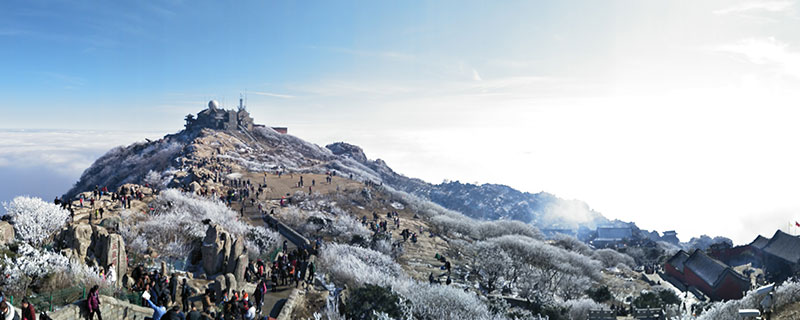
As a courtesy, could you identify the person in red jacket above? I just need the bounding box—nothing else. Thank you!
[87,285,102,320]
[21,298,35,320]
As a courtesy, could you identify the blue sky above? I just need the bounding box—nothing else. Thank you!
[3,0,800,244]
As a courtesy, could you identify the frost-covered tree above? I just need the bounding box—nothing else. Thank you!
[143,169,172,190]
[1,243,104,296]
[471,241,512,293]
[476,220,544,241]
[118,189,279,263]
[563,298,604,320]
[487,235,601,300]
[281,207,371,243]
[685,235,733,251]
[316,243,505,320]
[592,248,636,269]
[395,282,502,320]
[2,196,70,246]
[551,234,592,255]
[317,243,406,288]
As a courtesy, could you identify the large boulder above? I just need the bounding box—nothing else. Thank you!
[224,273,237,293]
[202,224,233,275]
[0,222,14,246]
[63,224,94,260]
[233,254,248,284]
[189,181,202,193]
[226,236,245,273]
[99,216,122,231]
[95,233,128,281]
[213,274,226,301]
[58,224,128,281]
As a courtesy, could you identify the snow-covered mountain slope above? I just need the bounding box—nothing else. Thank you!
[67,118,612,230]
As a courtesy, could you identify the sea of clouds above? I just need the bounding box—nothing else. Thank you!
[0,129,161,204]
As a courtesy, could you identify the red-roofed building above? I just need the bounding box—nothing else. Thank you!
[665,250,750,301]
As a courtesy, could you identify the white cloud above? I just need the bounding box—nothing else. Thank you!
[250,91,294,99]
[713,1,794,15]
[0,130,159,175]
[714,37,800,78]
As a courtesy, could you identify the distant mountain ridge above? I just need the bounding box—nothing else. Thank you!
[326,142,610,230]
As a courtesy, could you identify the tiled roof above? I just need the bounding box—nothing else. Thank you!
[596,227,632,240]
[667,250,690,272]
[685,250,748,287]
[762,230,800,264]
[749,235,770,250]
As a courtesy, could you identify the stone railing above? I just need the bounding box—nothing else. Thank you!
[262,214,315,254]
[277,289,303,320]
[45,295,152,320]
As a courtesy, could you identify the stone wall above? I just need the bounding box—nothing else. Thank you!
[277,289,302,320]
[46,295,152,320]
[262,215,314,254]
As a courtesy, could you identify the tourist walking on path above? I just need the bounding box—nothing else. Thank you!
[87,285,102,320]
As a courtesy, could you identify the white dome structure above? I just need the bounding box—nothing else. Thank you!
[208,100,219,111]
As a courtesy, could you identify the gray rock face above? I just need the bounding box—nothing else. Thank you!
[190,181,202,193]
[99,216,122,231]
[95,233,128,280]
[224,273,237,293]
[64,224,94,259]
[0,222,14,246]
[226,236,244,274]
[202,224,230,275]
[325,142,368,164]
[233,253,248,284]
[213,274,226,301]
[201,224,246,278]
[58,223,127,285]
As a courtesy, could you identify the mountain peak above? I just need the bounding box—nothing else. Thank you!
[326,142,368,164]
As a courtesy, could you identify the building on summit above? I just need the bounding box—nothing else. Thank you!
[661,230,680,245]
[707,230,800,283]
[591,227,633,248]
[184,99,288,134]
[760,230,800,282]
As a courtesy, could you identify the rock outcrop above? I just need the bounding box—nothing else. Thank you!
[211,272,239,297]
[201,224,246,281]
[0,221,15,246]
[57,223,128,285]
[95,233,128,278]
[60,223,94,260]
[233,254,248,284]
[212,275,226,300]
[224,273,238,292]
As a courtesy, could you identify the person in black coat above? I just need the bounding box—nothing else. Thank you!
[181,279,193,313]
[170,274,179,304]
[186,305,202,320]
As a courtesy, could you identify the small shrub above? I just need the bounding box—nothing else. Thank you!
[345,284,403,320]
[585,286,612,303]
